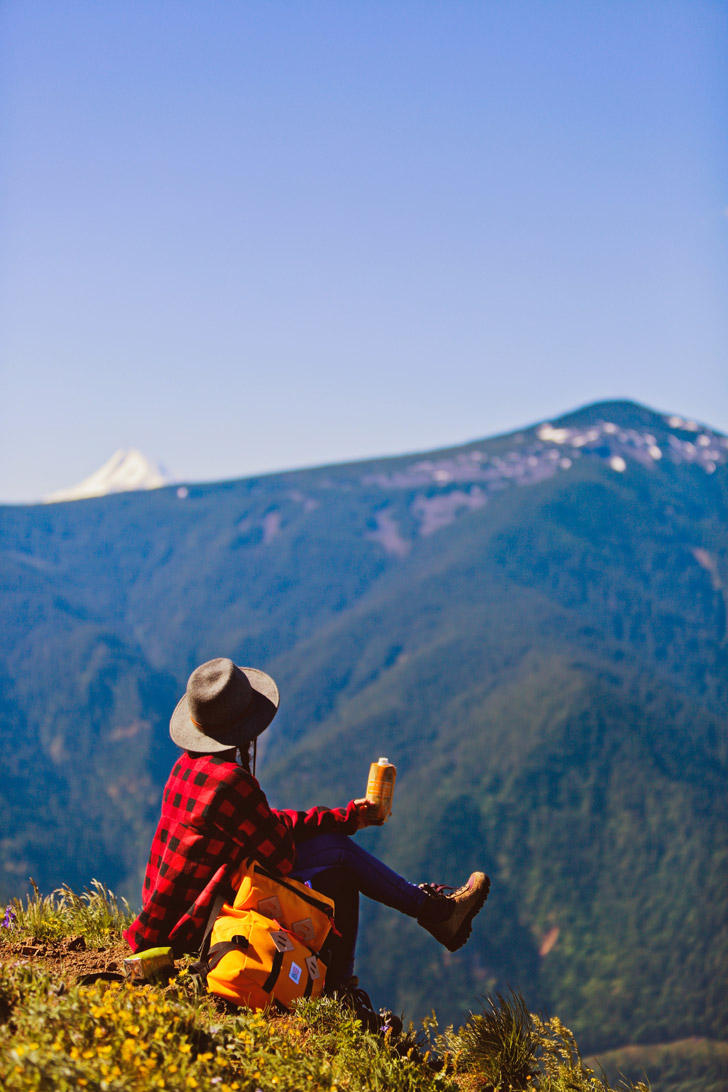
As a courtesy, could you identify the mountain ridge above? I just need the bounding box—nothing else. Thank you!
[16,398,726,510]
[1,397,725,1069]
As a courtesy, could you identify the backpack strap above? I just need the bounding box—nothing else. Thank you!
[190,882,235,980]
[261,947,285,994]
[206,935,250,972]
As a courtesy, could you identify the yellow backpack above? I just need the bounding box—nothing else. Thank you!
[196,858,336,1011]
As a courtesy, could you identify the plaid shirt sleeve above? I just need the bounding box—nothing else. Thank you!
[272,800,361,842]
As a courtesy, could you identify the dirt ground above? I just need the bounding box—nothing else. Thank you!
[0,935,132,984]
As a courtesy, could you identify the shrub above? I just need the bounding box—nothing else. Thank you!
[455,990,539,1089]
[7,879,133,947]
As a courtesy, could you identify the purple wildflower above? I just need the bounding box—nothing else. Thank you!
[2,905,16,928]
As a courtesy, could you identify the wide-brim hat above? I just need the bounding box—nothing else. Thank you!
[169,657,280,753]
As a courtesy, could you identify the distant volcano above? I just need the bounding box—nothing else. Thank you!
[44,448,174,502]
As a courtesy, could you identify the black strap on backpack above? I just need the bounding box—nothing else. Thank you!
[189,882,236,982]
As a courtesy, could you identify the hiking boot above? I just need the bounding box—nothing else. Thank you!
[417,872,490,952]
[336,976,403,1036]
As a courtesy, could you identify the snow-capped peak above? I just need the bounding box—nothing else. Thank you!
[44,449,174,503]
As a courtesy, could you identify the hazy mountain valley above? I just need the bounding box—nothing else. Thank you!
[1,400,726,1087]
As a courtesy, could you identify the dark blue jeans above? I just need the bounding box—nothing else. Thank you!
[289,833,428,987]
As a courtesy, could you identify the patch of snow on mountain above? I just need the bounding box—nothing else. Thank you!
[44,449,174,503]
[366,510,411,557]
[361,413,727,498]
[412,487,487,536]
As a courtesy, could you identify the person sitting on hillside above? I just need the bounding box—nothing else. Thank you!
[124,657,489,1023]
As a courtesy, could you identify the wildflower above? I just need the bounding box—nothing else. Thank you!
[121,1041,136,1063]
[2,905,17,928]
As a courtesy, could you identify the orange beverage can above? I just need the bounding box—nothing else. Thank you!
[366,757,397,822]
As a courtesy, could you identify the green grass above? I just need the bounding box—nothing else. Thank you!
[7,878,133,947]
[454,990,539,1088]
[0,967,455,1092]
[0,882,659,1092]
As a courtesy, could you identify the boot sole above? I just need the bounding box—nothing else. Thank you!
[446,875,490,952]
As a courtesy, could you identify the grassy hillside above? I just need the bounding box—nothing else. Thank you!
[0,882,662,1092]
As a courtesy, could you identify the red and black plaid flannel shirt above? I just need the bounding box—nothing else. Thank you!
[124,751,359,955]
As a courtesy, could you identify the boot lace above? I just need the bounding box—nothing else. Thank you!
[418,882,455,898]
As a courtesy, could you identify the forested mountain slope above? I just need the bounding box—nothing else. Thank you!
[1,399,726,1056]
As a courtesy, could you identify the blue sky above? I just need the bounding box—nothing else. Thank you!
[1,0,726,503]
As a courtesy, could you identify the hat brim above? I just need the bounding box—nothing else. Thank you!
[169,666,280,753]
